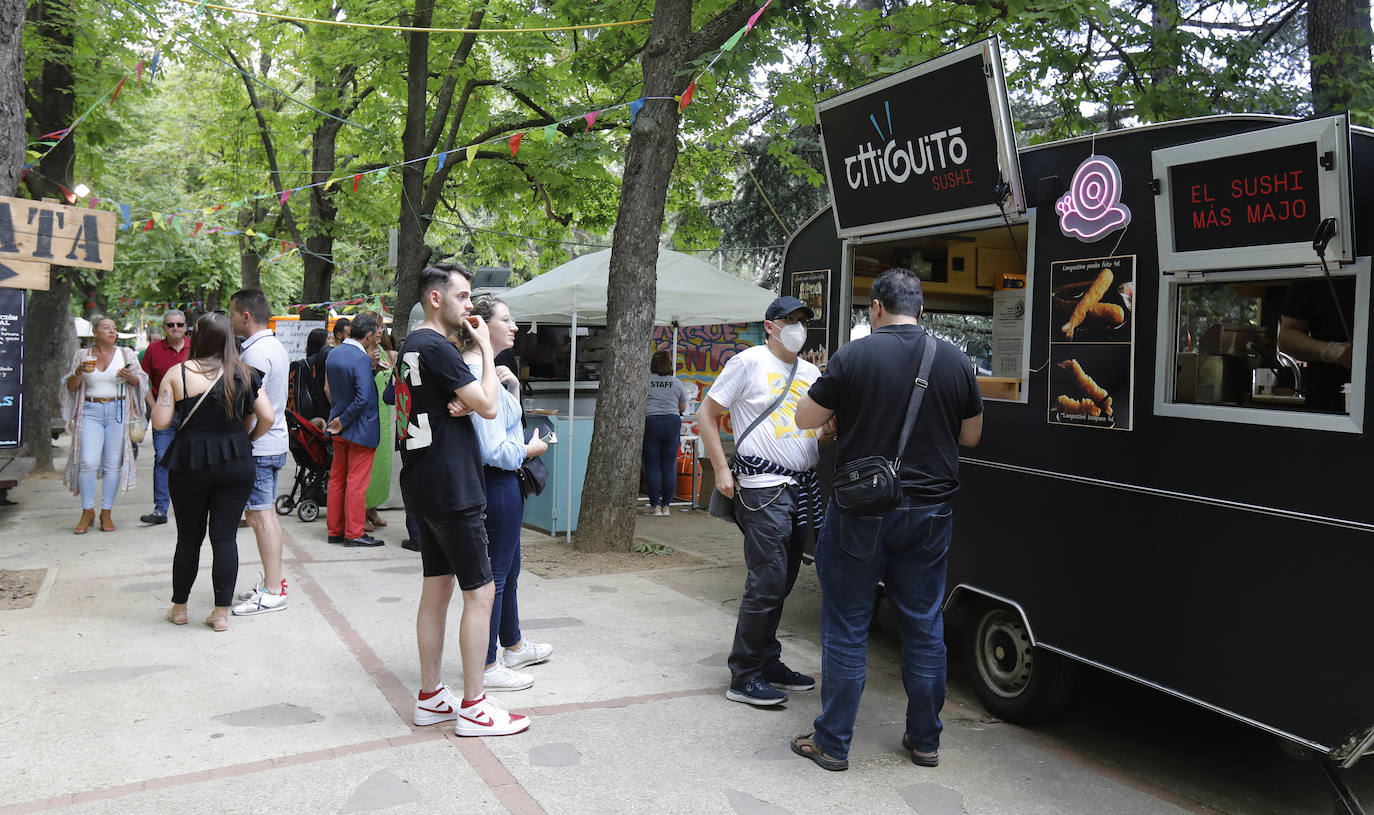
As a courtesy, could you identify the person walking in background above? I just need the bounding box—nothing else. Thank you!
[140,309,189,526]
[791,267,984,772]
[325,311,384,548]
[365,329,396,533]
[458,294,551,692]
[153,313,274,632]
[61,316,148,534]
[228,289,291,616]
[642,350,687,517]
[698,296,829,707]
[398,262,527,736]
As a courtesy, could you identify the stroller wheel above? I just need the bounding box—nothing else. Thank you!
[297,500,320,523]
[274,495,294,516]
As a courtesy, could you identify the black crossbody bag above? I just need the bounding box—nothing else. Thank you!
[831,333,933,516]
[707,359,799,524]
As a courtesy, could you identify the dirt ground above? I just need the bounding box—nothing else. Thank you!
[520,530,709,578]
[0,568,45,610]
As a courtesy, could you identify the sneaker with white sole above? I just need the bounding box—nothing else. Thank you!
[503,639,553,670]
[231,587,287,616]
[413,683,461,726]
[237,577,286,602]
[454,694,530,737]
[484,661,535,691]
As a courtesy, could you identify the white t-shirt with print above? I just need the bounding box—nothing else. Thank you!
[704,344,820,488]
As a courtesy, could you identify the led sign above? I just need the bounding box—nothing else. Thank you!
[1056,156,1131,242]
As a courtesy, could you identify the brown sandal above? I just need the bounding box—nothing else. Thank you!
[99,510,115,532]
[165,606,188,625]
[790,734,848,772]
[74,509,95,534]
[204,612,228,632]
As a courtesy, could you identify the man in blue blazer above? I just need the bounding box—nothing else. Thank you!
[325,311,384,547]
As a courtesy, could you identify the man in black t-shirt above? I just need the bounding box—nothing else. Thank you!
[1279,277,1355,412]
[397,262,529,737]
[792,267,983,772]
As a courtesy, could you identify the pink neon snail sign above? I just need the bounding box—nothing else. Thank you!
[1056,155,1131,242]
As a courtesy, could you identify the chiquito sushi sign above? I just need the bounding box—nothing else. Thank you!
[816,39,1024,238]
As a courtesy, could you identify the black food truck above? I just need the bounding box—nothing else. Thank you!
[785,38,1374,806]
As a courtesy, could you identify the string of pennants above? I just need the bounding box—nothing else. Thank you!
[110,297,207,317]
[20,0,775,262]
[284,293,388,314]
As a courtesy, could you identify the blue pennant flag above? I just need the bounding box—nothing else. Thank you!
[628,98,645,125]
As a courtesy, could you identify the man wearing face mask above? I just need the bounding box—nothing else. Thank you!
[698,296,832,707]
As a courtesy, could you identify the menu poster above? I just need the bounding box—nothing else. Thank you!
[1048,255,1135,430]
[0,290,23,447]
[791,270,829,330]
[991,289,1025,378]
[274,320,327,361]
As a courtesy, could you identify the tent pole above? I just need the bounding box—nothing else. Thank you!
[672,323,679,376]
[567,311,577,545]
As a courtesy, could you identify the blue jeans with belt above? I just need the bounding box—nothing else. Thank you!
[642,414,680,508]
[80,400,124,511]
[811,498,954,760]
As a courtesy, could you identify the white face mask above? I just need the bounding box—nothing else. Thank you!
[778,322,807,353]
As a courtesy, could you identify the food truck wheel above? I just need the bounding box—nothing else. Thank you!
[966,605,1075,724]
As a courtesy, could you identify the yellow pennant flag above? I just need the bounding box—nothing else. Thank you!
[246,229,256,237]
[466,144,479,167]
[324,178,336,191]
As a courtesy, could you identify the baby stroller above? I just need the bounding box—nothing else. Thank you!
[275,408,331,522]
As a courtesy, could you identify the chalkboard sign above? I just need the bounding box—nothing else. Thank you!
[816,39,1024,238]
[0,290,24,448]
[1153,114,1353,272]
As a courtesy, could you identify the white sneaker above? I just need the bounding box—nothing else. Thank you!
[660,506,671,516]
[236,578,265,601]
[231,587,287,616]
[504,639,553,670]
[454,694,530,737]
[483,660,535,691]
[413,683,461,726]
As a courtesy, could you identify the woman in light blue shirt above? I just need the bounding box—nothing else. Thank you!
[461,295,553,692]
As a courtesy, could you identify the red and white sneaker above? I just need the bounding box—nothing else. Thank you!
[454,694,530,737]
[413,683,461,727]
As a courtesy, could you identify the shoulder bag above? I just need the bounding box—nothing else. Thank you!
[707,359,799,524]
[831,333,934,517]
[156,368,223,468]
[516,424,549,499]
[116,348,148,443]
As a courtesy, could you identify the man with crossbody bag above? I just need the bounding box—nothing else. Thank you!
[698,296,834,707]
[791,267,983,772]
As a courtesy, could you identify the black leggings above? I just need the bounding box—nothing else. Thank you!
[169,457,255,606]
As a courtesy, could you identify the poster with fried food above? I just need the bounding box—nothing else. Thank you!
[1051,256,1135,343]
[1049,255,1135,430]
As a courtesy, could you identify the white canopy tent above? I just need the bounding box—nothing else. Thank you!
[499,248,777,540]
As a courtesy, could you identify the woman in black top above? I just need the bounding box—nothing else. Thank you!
[151,313,274,632]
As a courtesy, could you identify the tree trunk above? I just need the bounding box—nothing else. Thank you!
[574,0,692,552]
[237,204,262,290]
[0,0,22,197]
[21,0,78,472]
[1308,0,1374,114]
[301,115,343,321]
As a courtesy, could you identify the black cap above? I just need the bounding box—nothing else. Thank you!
[766,295,815,322]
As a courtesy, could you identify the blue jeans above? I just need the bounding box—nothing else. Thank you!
[484,469,523,666]
[728,482,806,684]
[812,498,953,760]
[80,400,124,511]
[642,414,680,508]
[150,415,180,515]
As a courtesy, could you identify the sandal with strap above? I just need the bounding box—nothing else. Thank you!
[164,606,188,625]
[204,612,229,632]
[902,733,939,767]
[791,733,848,772]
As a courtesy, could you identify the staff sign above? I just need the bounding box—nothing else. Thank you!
[0,196,116,290]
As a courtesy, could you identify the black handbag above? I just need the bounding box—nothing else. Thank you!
[516,425,549,499]
[831,334,934,517]
[707,359,799,524]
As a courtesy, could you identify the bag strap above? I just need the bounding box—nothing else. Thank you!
[182,367,223,425]
[892,333,935,471]
[731,358,799,461]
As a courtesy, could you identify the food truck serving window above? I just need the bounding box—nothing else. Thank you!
[1154,264,1368,433]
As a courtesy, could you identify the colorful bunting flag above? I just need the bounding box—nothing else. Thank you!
[628,98,645,124]
[510,131,524,156]
[723,26,746,51]
[437,151,447,171]
[745,0,773,33]
[143,218,154,232]
[193,222,203,236]
[544,123,558,142]
[119,204,130,230]
[136,60,144,86]
[678,81,695,112]
[88,197,100,209]
[279,189,293,205]
[352,174,362,192]
[584,111,600,132]
[466,145,478,167]
[111,76,128,103]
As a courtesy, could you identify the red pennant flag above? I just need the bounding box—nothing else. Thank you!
[678,82,695,112]
[211,204,222,212]
[510,132,525,156]
[192,222,203,236]
[352,174,362,192]
[143,218,154,231]
[745,0,773,33]
[584,111,600,132]
[88,197,100,209]
[136,60,144,86]
[279,189,293,206]
[40,128,69,140]
[111,76,128,104]
[281,240,288,253]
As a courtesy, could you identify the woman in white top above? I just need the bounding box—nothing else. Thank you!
[642,350,687,516]
[61,316,148,533]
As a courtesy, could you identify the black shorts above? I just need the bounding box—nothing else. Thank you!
[418,505,493,591]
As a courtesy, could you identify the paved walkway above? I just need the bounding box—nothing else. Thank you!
[0,439,1201,815]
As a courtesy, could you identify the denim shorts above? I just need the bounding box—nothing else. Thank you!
[246,453,287,511]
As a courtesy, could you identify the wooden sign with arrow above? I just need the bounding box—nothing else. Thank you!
[0,195,117,291]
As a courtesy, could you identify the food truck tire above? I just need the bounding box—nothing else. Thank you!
[965,604,1075,724]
